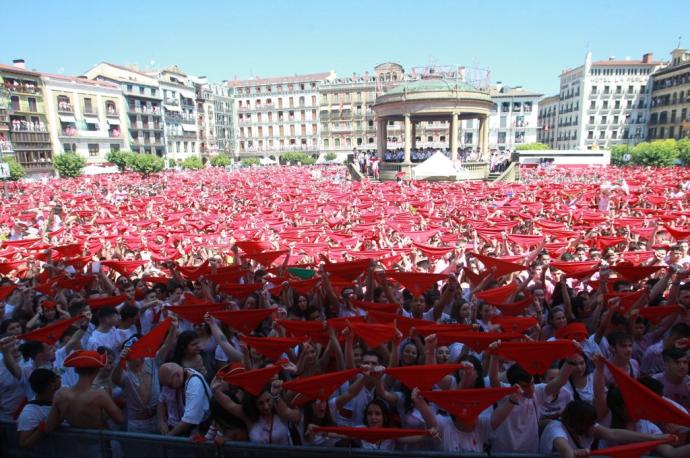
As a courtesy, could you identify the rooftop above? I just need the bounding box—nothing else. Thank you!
[42,73,120,89]
[384,77,482,95]
[0,63,42,77]
[227,72,333,88]
[490,86,542,98]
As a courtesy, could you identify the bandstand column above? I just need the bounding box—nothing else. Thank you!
[403,113,411,163]
[449,113,459,161]
[411,121,417,150]
[376,118,386,159]
[479,115,490,159]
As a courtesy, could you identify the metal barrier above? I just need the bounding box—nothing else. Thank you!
[0,422,553,458]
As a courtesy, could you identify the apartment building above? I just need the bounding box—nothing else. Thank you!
[537,95,560,147]
[84,63,165,156]
[158,66,199,163]
[195,79,236,159]
[229,72,335,156]
[556,52,665,150]
[488,84,542,150]
[42,73,129,163]
[649,47,690,140]
[1,60,53,175]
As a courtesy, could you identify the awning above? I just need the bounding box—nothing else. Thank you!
[59,114,76,123]
[181,124,197,132]
[164,104,180,112]
[84,116,99,124]
[107,119,120,125]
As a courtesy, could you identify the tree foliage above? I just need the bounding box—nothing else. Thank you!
[53,153,86,178]
[241,158,260,167]
[630,140,679,166]
[106,151,134,172]
[677,139,690,165]
[515,142,549,151]
[281,151,316,165]
[129,153,165,176]
[181,156,204,170]
[609,144,631,166]
[210,154,231,167]
[324,152,338,161]
[1,157,25,181]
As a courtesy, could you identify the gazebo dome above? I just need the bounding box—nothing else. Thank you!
[385,77,481,95]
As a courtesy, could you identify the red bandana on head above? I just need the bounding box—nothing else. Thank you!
[386,271,447,297]
[349,322,397,348]
[588,438,674,458]
[603,360,690,426]
[385,364,462,391]
[126,317,172,360]
[18,315,83,345]
[241,336,304,360]
[211,308,275,334]
[223,365,282,396]
[64,350,107,369]
[422,387,517,424]
[493,340,580,375]
[311,426,430,443]
[282,368,361,402]
[470,253,527,277]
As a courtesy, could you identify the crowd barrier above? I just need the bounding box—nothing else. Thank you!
[0,422,554,458]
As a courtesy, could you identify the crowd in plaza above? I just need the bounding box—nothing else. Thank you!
[1,164,690,457]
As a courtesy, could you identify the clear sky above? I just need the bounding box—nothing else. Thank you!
[2,0,687,95]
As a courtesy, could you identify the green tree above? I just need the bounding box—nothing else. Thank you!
[631,140,678,167]
[106,151,134,172]
[241,158,260,167]
[1,158,26,181]
[324,152,337,161]
[53,153,86,178]
[515,142,549,151]
[610,144,632,166]
[677,138,690,165]
[181,156,204,170]
[210,154,231,167]
[129,153,165,176]
[282,151,316,165]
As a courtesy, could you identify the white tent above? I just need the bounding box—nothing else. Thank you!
[412,151,467,180]
[82,164,119,175]
[259,157,277,165]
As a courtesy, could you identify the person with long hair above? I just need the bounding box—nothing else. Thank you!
[171,330,215,382]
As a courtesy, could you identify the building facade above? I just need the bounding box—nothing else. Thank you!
[196,80,235,159]
[229,72,335,156]
[649,48,690,140]
[488,85,541,150]
[537,94,560,147]
[42,74,129,163]
[1,61,52,174]
[555,52,664,150]
[84,63,165,157]
[158,66,199,163]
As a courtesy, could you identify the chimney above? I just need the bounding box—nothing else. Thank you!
[642,52,653,63]
[12,59,26,69]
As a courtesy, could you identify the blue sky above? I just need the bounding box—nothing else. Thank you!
[2,0,687,95]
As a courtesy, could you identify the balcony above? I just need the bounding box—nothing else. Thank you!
[3,82,41,95]
[9,102,41,114]
[0,140,13,153]
[57,104,74,114]
[128,106,161,116]
[105,109,119,118]
[10,123,48,134]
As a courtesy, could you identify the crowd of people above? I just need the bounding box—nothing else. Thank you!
[1,165,690,457]
[382,148,485,163]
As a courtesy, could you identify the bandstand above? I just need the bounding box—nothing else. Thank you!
[372,77,495,181]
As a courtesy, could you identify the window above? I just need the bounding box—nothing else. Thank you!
[601,115,607,124]
[335,138,340,147]
[611,131,618,139]
[600,131,606,139]
[628,85,634,93]
[603,101,609,109]
[588,131,594,139]
[183,142,188,152]
[590,101,596,109]
[501,102,510,113]
[498,132,507,143]
[515,131,525,143]
[616,86,622,94]
[88,144,99,157]
[613,115,619,124]
[500,117,507,128]
[63,143,75,153]
[604,86,610,94]
[324,139,329,148]
[28,97,37,112]
[110,144,120,153]
[464,132,472,144]
[591,85,598,94]
[614,101,620,109]
[84,98,93,114]
[440,135,446,142]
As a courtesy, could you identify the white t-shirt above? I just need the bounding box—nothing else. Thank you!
[86,328,124,353]
[402,309,450,322]
[436,409,493,452]
[17,402,51,431]
[539,419,595,454]
[0,357,25,422]
[333,376,375,427]
[181,369,211,425]
[562,373,595,404]
[492,383,548,454]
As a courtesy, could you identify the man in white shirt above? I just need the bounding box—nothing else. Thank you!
[159,362,210,436]
[17,368,60,449]
[86,307,124,355]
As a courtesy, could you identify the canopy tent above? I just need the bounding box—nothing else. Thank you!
[412,151,467,180]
